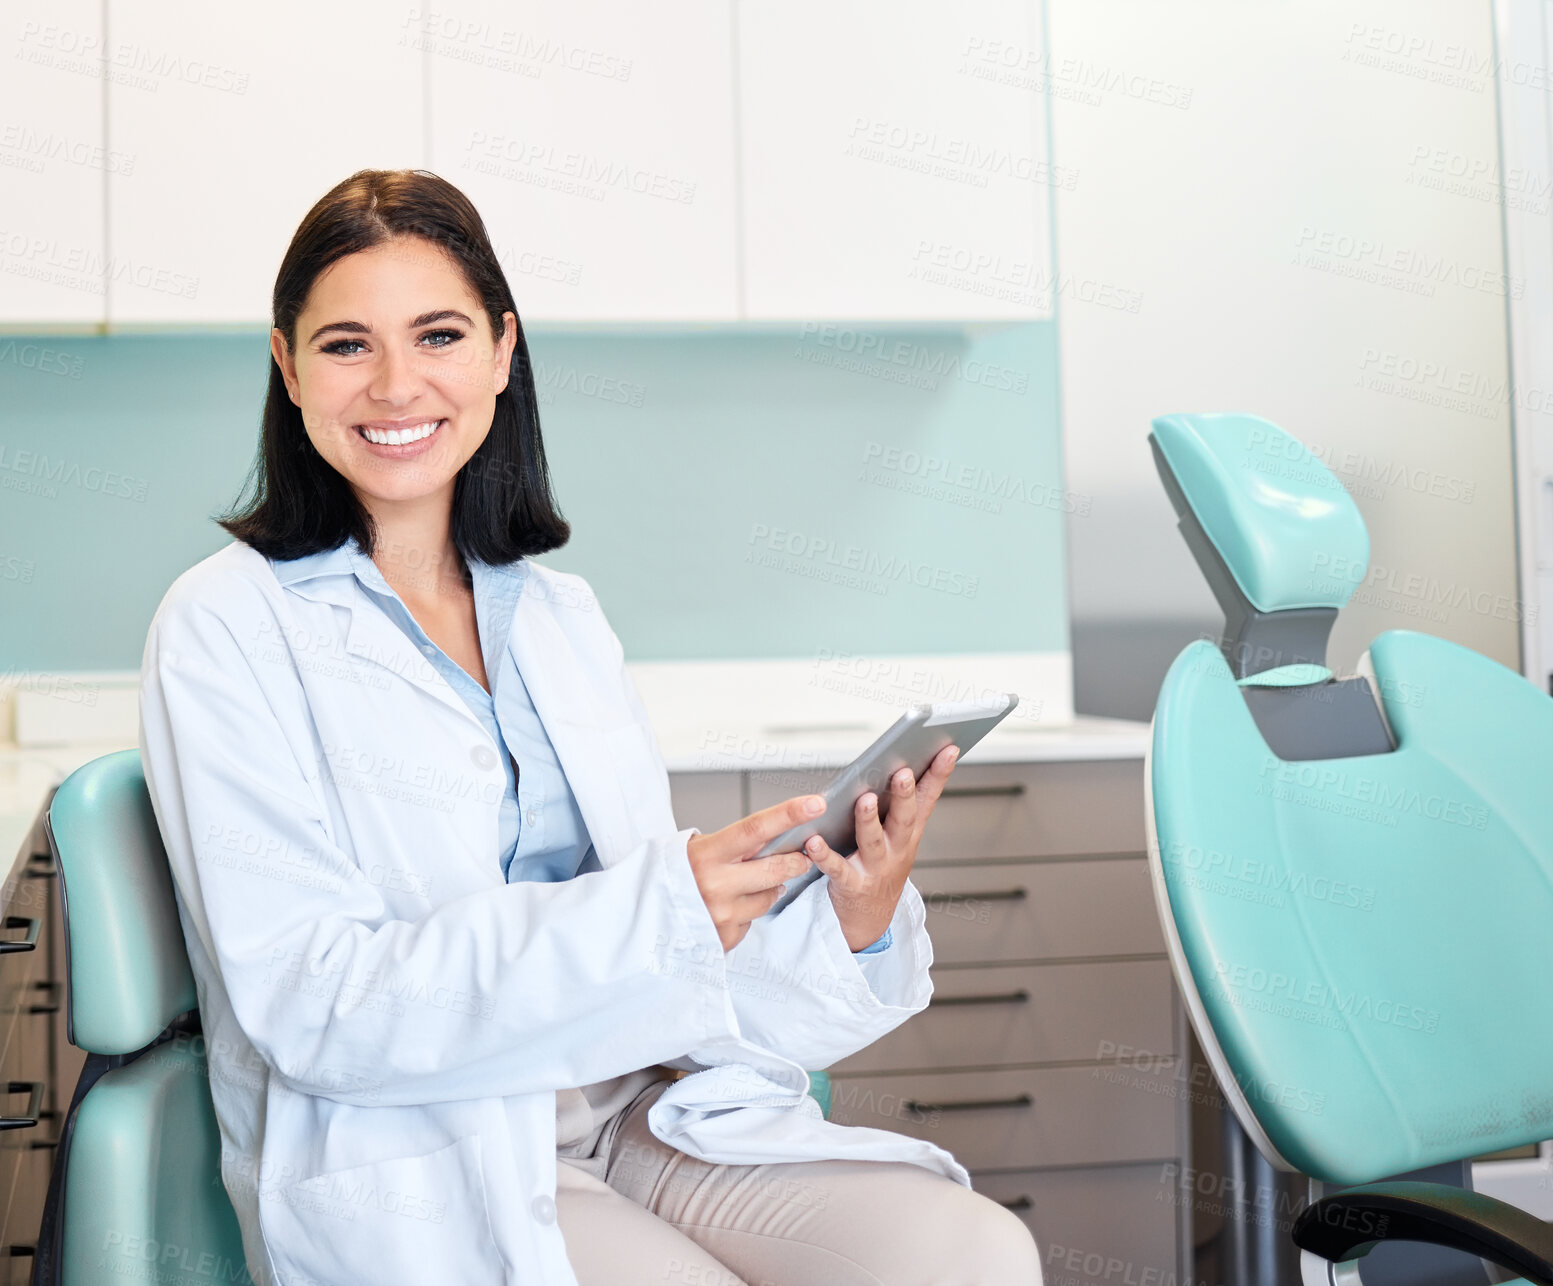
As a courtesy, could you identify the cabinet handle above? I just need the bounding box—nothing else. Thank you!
[998,1195,1033,1212]
[928,990,1030,1008]
[28,1108,60,1150]
[0,917,40,955]
[922,887,1027,905]
[905,1093,1033,1114]
[27,981,61,1015]
[940,783,1026,799]
[0,1082,45,1130]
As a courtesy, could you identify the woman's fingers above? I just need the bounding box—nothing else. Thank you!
[720,793,827,862]
[881,766,919,848]
[803,832,854,885]
[853,790,889,865]
[912,744,959,827]
[730,850,812,895]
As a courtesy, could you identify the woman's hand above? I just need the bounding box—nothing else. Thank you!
[802,745,960,951]
[686,794,825,951]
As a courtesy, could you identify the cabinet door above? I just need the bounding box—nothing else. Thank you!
[1,2,107,324]
[106,2,423,323]
[737,0,1054,320]
[425,0,738,321]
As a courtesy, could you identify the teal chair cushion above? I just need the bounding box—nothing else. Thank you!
[1151,630,1553,1185]
[64,1036,251,1285]
[48,749,196,1054]
[1151,412,1370,613]
[806,1070,832,1118]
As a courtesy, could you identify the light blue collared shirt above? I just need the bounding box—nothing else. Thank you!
[269,538,889,953]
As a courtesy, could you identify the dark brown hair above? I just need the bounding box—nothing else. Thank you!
[217,168,570,564]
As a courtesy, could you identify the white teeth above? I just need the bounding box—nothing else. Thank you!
[359,420,441,446]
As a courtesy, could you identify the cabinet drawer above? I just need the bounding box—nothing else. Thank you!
[668,772,745,835]
[914,858,1165,963]
[749,758,1146,860]
[6,1137,50,1251]
[834,961,1176,1074]
[974,1162,1180,1286]
[827,1065,1179,1171]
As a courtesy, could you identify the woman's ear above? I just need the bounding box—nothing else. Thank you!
[270,328,301,406]
[493,311,517,395]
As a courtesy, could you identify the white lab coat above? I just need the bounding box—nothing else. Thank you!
[137,539,968,1286]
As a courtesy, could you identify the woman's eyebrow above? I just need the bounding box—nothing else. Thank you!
[307,309,475,344]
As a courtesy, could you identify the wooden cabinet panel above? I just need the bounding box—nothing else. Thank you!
[827,1064,1181,1171]
[912,855,1166,963]
[834,960,1176,1074]
[974,1163,1182,1286]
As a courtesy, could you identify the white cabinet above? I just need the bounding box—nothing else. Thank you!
[424,0,739,321]
[0,2,107,324]
[736,0,1054,320]
[104,1,423,324]
[4,2,1056,327]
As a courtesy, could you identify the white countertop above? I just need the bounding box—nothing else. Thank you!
[0,716,1150,869]
[658,714,1150,774]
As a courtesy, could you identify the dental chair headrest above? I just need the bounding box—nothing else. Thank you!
[1150,413,1371,677]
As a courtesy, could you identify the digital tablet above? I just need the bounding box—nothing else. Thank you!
[752,693,1019,916]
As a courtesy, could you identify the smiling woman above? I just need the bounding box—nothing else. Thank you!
[220,169,570,570]
[137,169,1039,1286]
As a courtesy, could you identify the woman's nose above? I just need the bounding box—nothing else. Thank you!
[367,343,425,406]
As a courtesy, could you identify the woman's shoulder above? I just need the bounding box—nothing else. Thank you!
[518,557,599,614]
[147,539,288,642]
[518,559,622,657]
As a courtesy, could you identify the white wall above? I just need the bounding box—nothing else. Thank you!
[1049,0,1521,679]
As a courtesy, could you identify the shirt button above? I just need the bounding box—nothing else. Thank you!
[526,808,537,826]
[421,643,436,655]
[471,745,497,770]
[530,1193,556,1225]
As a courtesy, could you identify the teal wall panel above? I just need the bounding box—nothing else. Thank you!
[0,323,1069,670]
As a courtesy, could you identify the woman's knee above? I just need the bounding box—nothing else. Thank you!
[948,1189,1044,1285]
[864,1173,1042,1285]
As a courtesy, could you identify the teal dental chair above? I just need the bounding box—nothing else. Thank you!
[36,748,250,1286]
[34,748,835,1285]
[1146,413,1553,1286]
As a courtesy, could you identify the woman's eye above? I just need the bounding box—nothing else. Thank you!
[321,338,366,356]
[420,329,464,348]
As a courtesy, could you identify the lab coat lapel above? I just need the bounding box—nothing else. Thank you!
[283,572,494,743]
[503,580,641,869]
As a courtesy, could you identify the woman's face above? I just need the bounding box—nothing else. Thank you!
[270,235,517,509]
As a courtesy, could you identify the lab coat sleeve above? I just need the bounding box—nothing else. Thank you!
[139,587,742,1108]
[719,872,934,1069]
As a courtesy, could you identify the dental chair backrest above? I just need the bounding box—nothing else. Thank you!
[1147,414,1553,1285]
[39,748,250,1286]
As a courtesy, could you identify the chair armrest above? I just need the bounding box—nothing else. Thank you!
[1292,1181,1553,1285]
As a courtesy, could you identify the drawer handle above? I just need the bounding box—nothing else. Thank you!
[0,1082,45,1130]
[922,888,1028,905]
[905,1093,1034,1114]
[0,917,40,955]
[28,1108,61,1150]
[27,981,62,1015]
[998,1195,1033,1212]
[941,783,1026,799]
[929,990,1030,1008]
[24,854,53,879]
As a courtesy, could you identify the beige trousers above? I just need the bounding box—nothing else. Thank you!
[555,1079,1043,1286]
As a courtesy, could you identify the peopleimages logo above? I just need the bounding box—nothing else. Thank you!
[1213,961,1441,1034]
[1257,757,1491,830]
